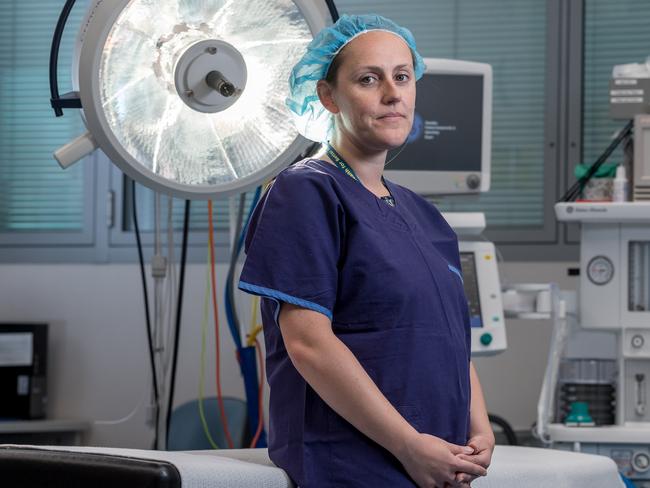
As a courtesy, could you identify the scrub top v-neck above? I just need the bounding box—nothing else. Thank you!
[238,158,472,487]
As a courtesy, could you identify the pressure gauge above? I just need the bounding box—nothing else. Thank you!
[587,256,614,286]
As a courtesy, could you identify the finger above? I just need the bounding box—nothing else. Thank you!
[456,473,479,486]
[467,437,485,447]
[455,472,477,484]
[457,453,491,469]
[447,443,475,455]
[450,479,472,488]
[454,458,488,477]
[469,442,489,455]
[467,441,483,453]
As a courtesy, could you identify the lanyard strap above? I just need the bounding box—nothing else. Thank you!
[326,144,362,184]
[325,143,396,206]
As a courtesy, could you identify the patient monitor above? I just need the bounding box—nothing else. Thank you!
[386,58,493,195]
[443,213,507,357]
[459,241,507,356]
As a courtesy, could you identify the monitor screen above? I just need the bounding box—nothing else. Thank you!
[389,73,484,173]
[382,58,491,195]
[460,252,483,328]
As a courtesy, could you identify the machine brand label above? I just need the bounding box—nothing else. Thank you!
[574,206,608,213]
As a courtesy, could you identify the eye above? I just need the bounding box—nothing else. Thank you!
[395,73,410,83]
[359,75,378,85]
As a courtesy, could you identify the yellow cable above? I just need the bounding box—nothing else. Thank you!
[198,244,219,449]
[246,325,263,347]
[246,295,263,347]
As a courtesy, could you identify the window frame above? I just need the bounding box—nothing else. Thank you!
[106,158,244,264]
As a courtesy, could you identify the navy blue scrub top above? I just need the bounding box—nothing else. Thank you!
[238,159,471,487]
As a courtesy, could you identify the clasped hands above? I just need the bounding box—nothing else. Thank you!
[452,434,494,487]
[397,432,494,488]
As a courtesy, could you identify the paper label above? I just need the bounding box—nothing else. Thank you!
[614,79,638,86]
[610,89,643,96]
[611,97,644,103]
[17,375,29,396]
[0,333,34,367]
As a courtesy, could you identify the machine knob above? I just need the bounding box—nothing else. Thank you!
[632,452,650,472]
[480,333,493,346]
[466,174,481,190]
[632,335,645,349]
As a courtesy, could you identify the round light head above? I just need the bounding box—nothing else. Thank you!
[76,0,330,198]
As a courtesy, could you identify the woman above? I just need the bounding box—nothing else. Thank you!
[238,14,494,488]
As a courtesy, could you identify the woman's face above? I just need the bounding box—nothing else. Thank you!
[320,31,417,151]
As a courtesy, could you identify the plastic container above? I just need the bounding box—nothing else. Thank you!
[612,164,629,202]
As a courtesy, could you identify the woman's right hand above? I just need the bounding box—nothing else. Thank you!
[395,432,487,488]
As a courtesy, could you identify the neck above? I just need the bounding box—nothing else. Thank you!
[328,133,387,190]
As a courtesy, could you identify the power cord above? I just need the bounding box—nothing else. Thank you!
[165,198,191,448]
[131,178,159,449]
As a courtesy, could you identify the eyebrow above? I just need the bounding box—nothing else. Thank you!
[354,64,412,73]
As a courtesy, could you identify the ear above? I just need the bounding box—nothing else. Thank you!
[316,79,340,115]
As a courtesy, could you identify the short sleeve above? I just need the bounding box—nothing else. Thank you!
[238,167,342,321]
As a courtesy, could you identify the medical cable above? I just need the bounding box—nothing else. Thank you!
[488,414,518,445]
[247,297,265,444]
[249,336,265,448]
[165,198,191,448]
[225,194,248,350]
[208,200,236,449]
[324,0,339,21]
[224,186,266,447]
[49,0,81,116]
[93,388,148,425]
[225,188,260,348]
[246,326,263,347]
[153,192,164,394]
[163,196,177,378]
[560,119,633,202]
[198,252,220,449]
[131,179,160,450]
[246,295,262,347]
[384,139,409,167]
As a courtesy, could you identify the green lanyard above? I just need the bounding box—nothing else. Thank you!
[326,144,362,184]
[325,144,395,206]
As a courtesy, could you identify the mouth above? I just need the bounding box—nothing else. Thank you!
[377,113,406,119]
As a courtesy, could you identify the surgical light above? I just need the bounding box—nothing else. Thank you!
[50,0,337,199]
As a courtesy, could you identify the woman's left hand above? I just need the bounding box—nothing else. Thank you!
[453,434,495,486]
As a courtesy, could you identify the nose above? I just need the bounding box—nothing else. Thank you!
[382,79,402,105]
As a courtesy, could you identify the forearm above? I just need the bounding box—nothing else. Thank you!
[282,309,417,458]
[468,361,495,442]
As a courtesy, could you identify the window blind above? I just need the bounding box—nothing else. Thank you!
[0,1,89,232]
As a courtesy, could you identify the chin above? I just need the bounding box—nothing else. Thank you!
[373,132,410,150]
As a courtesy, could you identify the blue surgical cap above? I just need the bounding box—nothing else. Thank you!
[286,14,426,142]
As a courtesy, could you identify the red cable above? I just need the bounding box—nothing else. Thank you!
[249,337,265,448]
[207,201,235,449]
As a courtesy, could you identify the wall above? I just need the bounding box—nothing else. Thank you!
[0,260,579,447]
